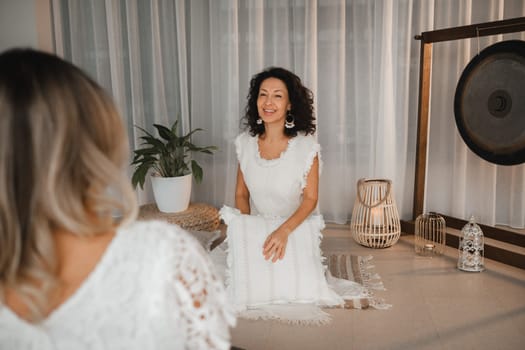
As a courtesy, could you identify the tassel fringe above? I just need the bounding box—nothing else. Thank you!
[237,305,333,326]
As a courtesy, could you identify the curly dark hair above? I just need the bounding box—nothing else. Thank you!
[242,67,316,137]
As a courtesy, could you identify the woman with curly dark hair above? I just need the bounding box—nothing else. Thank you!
[243,67,316,138]
[213,67,373,324]
[237,67,320,262]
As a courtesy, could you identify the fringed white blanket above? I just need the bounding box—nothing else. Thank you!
[210,241,391,326]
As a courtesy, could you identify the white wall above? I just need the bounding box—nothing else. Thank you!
[0,0,52,52]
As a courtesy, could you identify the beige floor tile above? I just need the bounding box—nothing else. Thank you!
[425,297,525,350]
[231,319,272,350]
[350,305,443,350]
[227,226,525,350]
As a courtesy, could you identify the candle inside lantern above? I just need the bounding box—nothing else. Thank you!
[370,206,383,226]
[424,243,435,250]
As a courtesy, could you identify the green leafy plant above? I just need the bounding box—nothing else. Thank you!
[131,120,217,189]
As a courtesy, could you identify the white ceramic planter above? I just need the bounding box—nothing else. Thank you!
[151,174,192,213]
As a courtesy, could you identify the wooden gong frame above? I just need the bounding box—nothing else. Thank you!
[405,17,525,269]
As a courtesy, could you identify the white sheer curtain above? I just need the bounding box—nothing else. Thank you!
[52,0,189,204]
[51,0,524,227]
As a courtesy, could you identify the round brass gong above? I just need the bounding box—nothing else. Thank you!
[454,40,525,165]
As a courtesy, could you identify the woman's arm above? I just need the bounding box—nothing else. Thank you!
[235,165,251,214]
[167,229,236,349]
[263,156,319,262]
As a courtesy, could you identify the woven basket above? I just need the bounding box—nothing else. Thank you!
[138,202,221,232]
[350,178,400,248]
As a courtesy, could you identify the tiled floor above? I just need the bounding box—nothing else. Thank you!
[230,224,525,350]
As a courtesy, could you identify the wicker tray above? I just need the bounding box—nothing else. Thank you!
[138,202,221,232]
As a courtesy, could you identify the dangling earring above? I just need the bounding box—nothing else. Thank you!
[256,117,263,125]
[285,111,295,129]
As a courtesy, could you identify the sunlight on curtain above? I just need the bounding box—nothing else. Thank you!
[52,0,525,227]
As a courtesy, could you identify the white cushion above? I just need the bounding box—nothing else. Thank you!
[220,206,343,309]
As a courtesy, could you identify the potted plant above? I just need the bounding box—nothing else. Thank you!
[131,119,217,213]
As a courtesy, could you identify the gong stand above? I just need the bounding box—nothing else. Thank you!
[404,17,525,269]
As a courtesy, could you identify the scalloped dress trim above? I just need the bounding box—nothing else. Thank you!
[254,135,297,167]
[300,142,321,190]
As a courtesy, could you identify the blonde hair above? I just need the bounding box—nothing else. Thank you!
[0,48,137,320]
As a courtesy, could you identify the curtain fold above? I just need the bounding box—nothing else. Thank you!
[52,0,525,228]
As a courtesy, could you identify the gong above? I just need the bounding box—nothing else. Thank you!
[454,40,525,165]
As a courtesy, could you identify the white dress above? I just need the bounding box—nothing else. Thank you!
[236,132,320,217]
[212,132,371,324]
[0,221,235,350]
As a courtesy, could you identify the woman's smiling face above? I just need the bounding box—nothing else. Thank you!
[257,77,291,126]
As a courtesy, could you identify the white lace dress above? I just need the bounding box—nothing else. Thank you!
[212,132,371,324]
[0,221,235,350]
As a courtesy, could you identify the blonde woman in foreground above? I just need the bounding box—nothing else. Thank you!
[0,48,234,349]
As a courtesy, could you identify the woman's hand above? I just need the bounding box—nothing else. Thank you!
[263,228,290,263]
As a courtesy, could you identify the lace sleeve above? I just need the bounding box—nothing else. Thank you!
[163,227,236,350]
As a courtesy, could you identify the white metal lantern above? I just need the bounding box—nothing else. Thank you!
[351,178,401,248]
[415,212,446,256]
[457,216,485,272]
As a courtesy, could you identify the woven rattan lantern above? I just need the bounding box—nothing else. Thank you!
[457,216,485,272]
[351,178,400,248]
[415,212,446,256]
